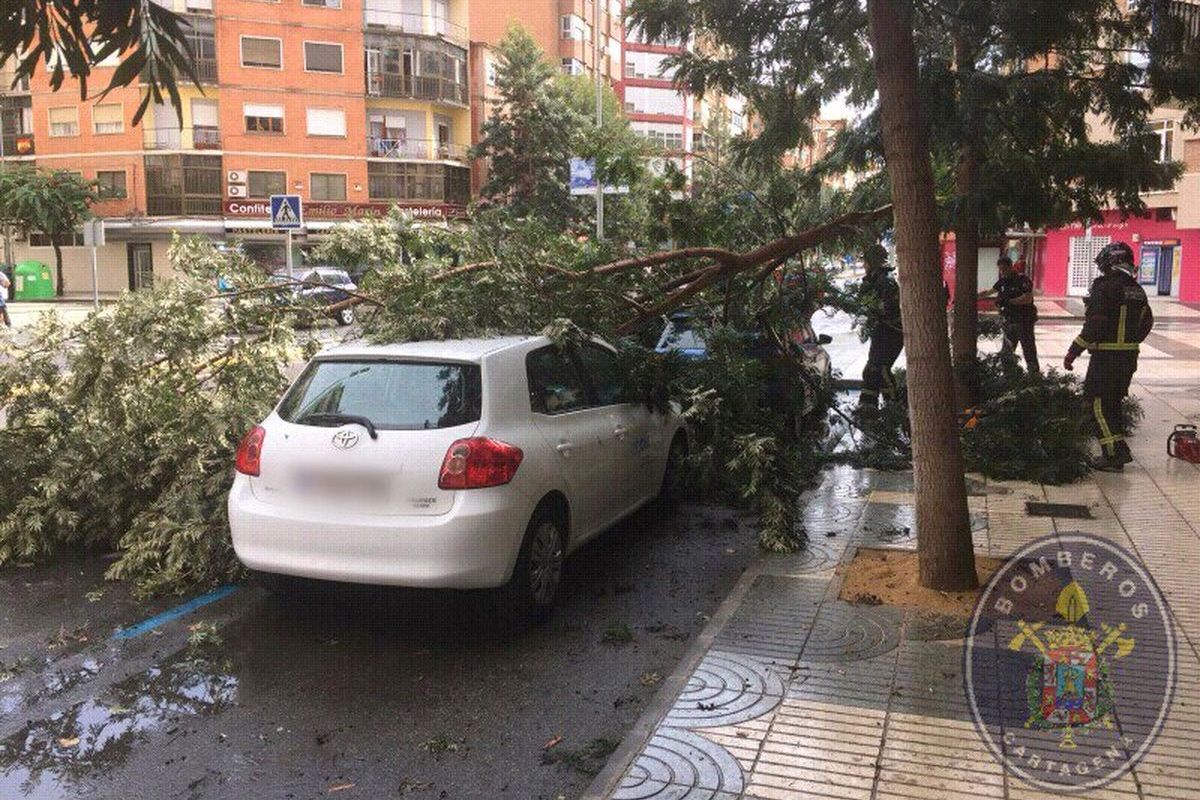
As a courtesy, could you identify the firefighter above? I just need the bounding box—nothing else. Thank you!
[857,244,904,416]
[979,255,1039,375]
[1063,242,1154,472]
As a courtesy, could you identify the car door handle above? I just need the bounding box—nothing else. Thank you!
[612,426,628,440]
[556,441,574,455]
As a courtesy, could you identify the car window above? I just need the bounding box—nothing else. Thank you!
[526,347,588,415]
[575,343,624,406]
[318,269,352,285]
[277,360,482,430]
[658,321,709,354]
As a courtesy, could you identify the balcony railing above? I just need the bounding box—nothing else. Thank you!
[367,136,469,162]
[143,126,221,151]
[363,9,467,42]
[141,56,217,85]
[366,72,467,105]
[145,195,223,216]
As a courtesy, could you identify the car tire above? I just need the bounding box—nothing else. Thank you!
[505,507,566,623]
[335,307,355,326]
[656,433,687,509]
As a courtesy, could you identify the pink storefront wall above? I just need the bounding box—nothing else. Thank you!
[1040,211,1200,302]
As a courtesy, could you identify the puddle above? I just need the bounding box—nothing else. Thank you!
[0,654,236,799]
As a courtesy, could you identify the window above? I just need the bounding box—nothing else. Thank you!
[244,103,284,134]
[576,344,625,406]
[561,58,584,76]
[304,42,344,74]
[310,172,347,201]
[302,0,341,6]
[635,122,685,151]
[624,86,686,116]
[92,103,123,134]
[241,36,282,69]
[526,347,588,414]
[625,51,670,79]
[485,59,497,86]
[278,361,482,431]
[247,170,287,198]
[96,170,127,199]
[30,231,85,247]
[48,106,79,137]
[306,107,347,137]
[1151,120,1176,163]
[560,14,590,41]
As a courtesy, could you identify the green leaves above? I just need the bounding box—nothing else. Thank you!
[0,237,302,596]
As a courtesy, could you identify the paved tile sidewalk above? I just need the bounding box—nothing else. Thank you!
[586,382,1199,800]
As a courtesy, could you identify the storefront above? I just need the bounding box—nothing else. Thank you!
[1039,210,1198,302]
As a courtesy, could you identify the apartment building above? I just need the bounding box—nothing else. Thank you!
[467,0,624,192]
[0,0,472,293]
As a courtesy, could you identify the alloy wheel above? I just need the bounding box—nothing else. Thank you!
[528,521,563,606]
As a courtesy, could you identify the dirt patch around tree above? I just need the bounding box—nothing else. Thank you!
[837,547,1004,618]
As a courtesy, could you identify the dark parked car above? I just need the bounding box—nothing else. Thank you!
[271,267,358,326]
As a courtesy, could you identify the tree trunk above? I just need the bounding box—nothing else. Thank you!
[951,31,982,410]
[53,241,65,297]
[866,0,978,591]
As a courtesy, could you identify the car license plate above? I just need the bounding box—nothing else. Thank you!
[293,470,391,503]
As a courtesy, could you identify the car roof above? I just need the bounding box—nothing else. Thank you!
[317,336,545,362]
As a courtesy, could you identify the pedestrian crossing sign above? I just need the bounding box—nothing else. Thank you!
[269,194,303,229]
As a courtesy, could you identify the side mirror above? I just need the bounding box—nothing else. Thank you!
[818,334,833,345]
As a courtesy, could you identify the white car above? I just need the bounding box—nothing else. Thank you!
[228,336,687,617]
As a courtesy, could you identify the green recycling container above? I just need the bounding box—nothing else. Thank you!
[14,260,54,300]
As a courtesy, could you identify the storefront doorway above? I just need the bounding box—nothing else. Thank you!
[126,243,154,291]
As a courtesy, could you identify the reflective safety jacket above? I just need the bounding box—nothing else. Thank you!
[1067,270,1154,357]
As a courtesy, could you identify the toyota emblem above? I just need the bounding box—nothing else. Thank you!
[331,429,361,450]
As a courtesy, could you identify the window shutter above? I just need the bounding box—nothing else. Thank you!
[242,37,281,68]
[304,42,343,73]
[191,100,219,127]
[306,108,347,137]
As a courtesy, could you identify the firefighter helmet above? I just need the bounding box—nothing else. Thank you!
[863,244,889,270]
[1095,242,1136,274]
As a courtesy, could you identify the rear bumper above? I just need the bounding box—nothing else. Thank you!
[227,477,531,589]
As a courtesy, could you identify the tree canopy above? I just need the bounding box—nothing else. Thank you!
[0,168,98,295]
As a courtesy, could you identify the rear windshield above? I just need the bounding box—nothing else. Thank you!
[277,360,482,430]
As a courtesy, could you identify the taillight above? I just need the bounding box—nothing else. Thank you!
[235,425,266,476]
[438,437,523,489]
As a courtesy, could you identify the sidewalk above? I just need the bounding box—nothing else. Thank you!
[586,382,1199,800]
[1035,295,1200,321]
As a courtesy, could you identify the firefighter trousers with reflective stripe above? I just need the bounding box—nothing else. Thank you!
[1082,351,1138,458]
[861,326,904,408]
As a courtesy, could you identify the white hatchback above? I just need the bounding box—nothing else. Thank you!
[228,336,687,616]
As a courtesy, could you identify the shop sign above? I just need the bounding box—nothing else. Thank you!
[222,200,467,222]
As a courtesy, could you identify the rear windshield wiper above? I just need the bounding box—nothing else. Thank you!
[296,412,379,440]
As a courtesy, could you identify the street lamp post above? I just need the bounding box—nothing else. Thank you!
[594,0,604,241]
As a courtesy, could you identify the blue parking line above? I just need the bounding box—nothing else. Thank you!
[111,585,239,640]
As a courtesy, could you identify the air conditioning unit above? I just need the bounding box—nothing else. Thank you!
[227,184,246,198]
[227,170,247,184]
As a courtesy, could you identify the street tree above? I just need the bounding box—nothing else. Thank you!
[0,168,98,296]
[472,27,589,225]
[627,0,1200,589]
[0,0,197,123]
[628,0,977,589]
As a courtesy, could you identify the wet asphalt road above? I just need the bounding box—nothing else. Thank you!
[0,504,757,800]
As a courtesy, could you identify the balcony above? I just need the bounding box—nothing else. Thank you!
[363,8,467,44]
[367,161,470,206]
[145,153,223,217]
[143,126,222,151]
[0,132,34,157]
[367,136,468,161]
[366,72,467,105]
